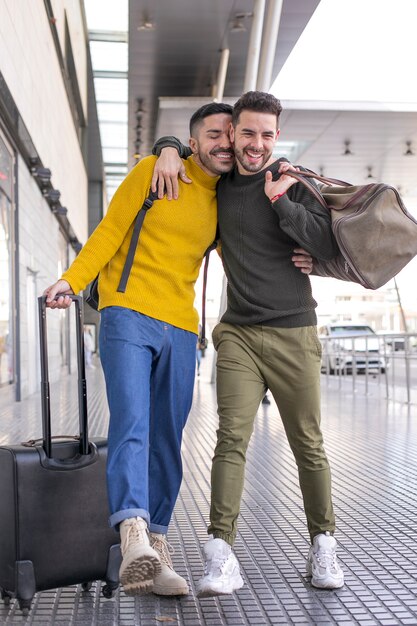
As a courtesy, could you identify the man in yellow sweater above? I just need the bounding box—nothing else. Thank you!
[42,102,235,597]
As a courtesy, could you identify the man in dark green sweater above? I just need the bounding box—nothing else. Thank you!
[152,91,344,595]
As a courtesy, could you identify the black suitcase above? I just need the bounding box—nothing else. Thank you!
[0,296,120,614]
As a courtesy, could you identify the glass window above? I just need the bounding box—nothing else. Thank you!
[90,41,128,73]
[0,135,12,199]
[331,325,375,335]
[104,164,128,175]
[102,147,128,163]
[97,102,128,123]
[94,78,128,103]
[85,0,129,202]
[0,133,14,387]
[99,122,128,149]
[84,0,128,31]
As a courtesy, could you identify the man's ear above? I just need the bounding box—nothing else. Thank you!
[189,137,198,154]
[229,122,235,143]
[276,128,280,140]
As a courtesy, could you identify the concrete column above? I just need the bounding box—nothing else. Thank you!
[243,0,266,92]
[257,0,283,92]
[214,48,230,102]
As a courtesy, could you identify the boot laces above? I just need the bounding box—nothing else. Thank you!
[150,535,174,568]
[121,519,147,554]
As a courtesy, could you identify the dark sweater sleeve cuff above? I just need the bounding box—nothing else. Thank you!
[152,136,191,158]
[271,194,292,209]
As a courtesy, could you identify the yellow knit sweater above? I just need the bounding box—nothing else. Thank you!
[62,155,218,334]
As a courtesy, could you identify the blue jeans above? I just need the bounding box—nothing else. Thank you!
[99,307,196,533]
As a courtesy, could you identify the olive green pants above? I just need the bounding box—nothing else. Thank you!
[208,322,335,545]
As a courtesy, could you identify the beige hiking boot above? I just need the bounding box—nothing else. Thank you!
[149,533,189,596]
[119,517,161,595]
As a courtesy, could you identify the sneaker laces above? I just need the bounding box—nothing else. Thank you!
[315,547,338,572]
[150,535,174,569]
[205,554,229,576]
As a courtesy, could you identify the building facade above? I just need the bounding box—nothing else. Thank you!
[0,0,101,404]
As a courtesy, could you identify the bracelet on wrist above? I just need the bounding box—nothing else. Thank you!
[270,191,286,203]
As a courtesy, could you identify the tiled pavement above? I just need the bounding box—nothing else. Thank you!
[0,349,416,626]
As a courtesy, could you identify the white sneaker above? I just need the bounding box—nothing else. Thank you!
[196,537,244,598]
[307,531,344,589]
[150,533,189,596]
[119,517,161,595]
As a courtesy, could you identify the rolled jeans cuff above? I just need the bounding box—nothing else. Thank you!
[109,508,150,530]
[149,521,168,535]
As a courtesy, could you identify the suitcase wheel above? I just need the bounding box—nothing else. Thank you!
[18,598,31,615]
[102,582,117,599]
[81,582,93,592]
[1,588,12,606]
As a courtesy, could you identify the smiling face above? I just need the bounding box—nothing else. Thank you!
[189,113,235,176]
[230,110,280,175]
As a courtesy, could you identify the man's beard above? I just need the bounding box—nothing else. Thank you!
[234,146,272,173]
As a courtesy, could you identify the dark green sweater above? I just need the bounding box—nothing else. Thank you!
[153,137,337,328]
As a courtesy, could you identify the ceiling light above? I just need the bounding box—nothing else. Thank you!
[404,141,414,156]
[136,98,144,116]
[230,11,252,32]
[43,188,61,204]
[137,14,155,31]
[230,18,246,32]
[343,140,353,156]
[31,165,52,185]
[52,205,68,216]
[366,166,374,179]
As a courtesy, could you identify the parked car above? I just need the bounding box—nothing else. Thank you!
[382,334,405,351]
[318,323,386,374]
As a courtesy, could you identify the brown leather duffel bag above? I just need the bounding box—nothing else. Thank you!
[288,169,417,289]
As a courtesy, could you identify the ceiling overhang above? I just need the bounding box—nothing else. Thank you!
[128,0,321,161]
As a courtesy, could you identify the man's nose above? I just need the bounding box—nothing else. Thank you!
[251,134,263,149]
[220,135,232,149]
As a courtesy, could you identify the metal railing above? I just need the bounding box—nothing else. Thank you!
[320,332,417,405]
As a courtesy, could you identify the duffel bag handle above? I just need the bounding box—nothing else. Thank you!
[38,295,88,458]
[290,168,352,187]
[281,168,353,211]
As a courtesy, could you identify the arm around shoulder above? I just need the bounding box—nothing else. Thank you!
[151,137,193,200]
[152,136,191,158]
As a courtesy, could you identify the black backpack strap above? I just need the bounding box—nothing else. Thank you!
[117,189,159,293]
[200,237,218,348]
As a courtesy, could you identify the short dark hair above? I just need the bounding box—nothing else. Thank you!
[232,91,282,127]
[189,102,233,137]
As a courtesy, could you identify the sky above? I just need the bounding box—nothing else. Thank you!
[271,0,417,105]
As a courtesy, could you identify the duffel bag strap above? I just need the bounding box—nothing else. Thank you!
[200,238,218,349]
[293,168,351,187]
[281,168,351,211]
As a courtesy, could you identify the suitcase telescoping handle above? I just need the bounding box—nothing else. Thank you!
[38,295,89,458]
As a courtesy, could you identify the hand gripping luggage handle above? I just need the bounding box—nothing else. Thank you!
[279,167,352,211]
[38,295,89,458]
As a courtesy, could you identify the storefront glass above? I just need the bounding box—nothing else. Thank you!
[0,133,14,387]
